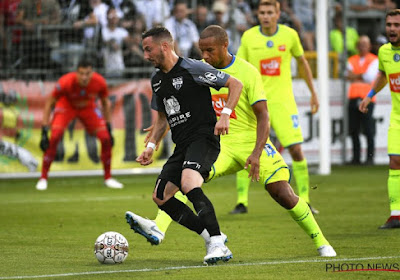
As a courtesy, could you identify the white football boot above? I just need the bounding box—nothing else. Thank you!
[202,230,228,254]
[104,178,123,189]
[317,245,337,257]
[35,178,48,191]
[125,211,164,245]
[203,236,233,264]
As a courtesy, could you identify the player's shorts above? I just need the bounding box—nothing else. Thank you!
[52,103,107,135]
[268,100,304,148]
[388,127,400,155]
[158,135,220,189]
[207,138,290,186]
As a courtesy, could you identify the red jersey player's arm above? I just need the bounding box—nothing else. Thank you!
[42,95,57,127]
[100,96,111,123]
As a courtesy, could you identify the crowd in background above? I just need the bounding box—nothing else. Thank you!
[0,0,399,80]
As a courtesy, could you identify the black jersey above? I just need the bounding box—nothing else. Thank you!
[151,57,230,146]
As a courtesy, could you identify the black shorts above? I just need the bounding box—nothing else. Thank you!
[158,135,220,189]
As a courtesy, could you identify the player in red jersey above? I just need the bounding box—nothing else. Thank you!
[35,59,123,190]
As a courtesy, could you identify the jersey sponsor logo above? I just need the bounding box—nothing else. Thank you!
[260,57,281,76]
[163,96,181,116]
[389,73,400,93]
[205,72,218,82]
[278,45,286,51]
[291,114,299,128]
[183,160,201,170]
[211,94,237,119]
[264,143,276,158]
[394,53,400,62]
[172,76,183,90]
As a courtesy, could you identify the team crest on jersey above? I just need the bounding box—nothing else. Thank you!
[80,89,86,96]
[172,77,183,90]
[394,53,400,62]
[266,40,274,48]
[163,96,181,116]
[264,143,276,158]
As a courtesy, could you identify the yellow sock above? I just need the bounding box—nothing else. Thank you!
[288,197,329,248]
[236,170,251,206]
[292,159,310,203]
[388,169,400,212]
[155,191,188,233]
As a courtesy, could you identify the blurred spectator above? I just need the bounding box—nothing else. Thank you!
[15,0,61,70]
[0,0,22,70]
[133,0,170,30]
[74,0,108,43]
[193,4,212,34]
[104,0,141,30]
[372,33,387,54]
[236,0,256,27]
[329,11,359,57]
[164,1,201,58]
[292,0,315,51]
[346,35,378,165]
[52,0,91,70]
[368,0,396,11]
[278,0,302,33]
[101,8,128,77]
[210,0,248,54]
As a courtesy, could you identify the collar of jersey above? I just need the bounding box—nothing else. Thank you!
[258,24,279,37]
[391,43,400,50]
[219,54,235,70]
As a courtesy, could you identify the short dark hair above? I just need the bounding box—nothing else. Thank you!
[142,26,173,44]
[77,58,93,69]
[200,25,229,44]
[386,9,400,19]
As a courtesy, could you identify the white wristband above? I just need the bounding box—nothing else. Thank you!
[221,107,232,116]
[146,142,156,150]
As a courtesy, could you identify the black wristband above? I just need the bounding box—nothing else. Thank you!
[42,125,49,135]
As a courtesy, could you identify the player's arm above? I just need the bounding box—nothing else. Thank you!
[136,111,168,166]
[215,76,243,135]
[359,70,387,113]
[296,55,319,114]
[245,100,269,182]
[100,96,115,146]
[39,94,57,152]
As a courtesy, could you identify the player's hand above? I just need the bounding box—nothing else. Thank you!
[39,126,49,152]
[106,122,114,147]
[136,148,154,166]
[143,125,160,151]
[359,97,371,114]
[310,95,319,114]
[244,153,260,182]
[214,114,230,135]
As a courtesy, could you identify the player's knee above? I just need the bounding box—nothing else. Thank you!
[266,181,297,209]
[152,177,169,205]
[389,156,400,169]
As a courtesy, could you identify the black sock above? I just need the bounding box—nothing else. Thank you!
[186,188,220,236]
[159,197,204,234]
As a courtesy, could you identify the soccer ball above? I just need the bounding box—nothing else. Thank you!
[94,231,129,264]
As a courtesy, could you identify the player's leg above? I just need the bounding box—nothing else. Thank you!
[265,169,336,257]
[154,190,187,233]
[36,108,75,190]
[287,143,317,213]
[180,136,232,264]
[80,108,122,188]
[348,98,361,164]
[380,127,400,229]
[363,103,375,165]
[231,170,250,214]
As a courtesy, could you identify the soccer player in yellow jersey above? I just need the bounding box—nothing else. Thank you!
[231,0,320,215]
[125,25,336,257]
[359,9,400,229]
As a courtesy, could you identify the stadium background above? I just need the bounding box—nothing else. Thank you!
[0,0,393,178]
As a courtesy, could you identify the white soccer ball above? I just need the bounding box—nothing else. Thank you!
[94,231,129,264]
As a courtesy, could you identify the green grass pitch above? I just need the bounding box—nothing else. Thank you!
[0,165,399,279]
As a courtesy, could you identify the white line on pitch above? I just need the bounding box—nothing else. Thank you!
[0,196,138,205]
[1,255,399,279]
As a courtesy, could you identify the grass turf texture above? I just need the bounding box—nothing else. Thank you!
[0,165,399,279]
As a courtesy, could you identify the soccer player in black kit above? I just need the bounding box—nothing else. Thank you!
[131,26,243,264]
